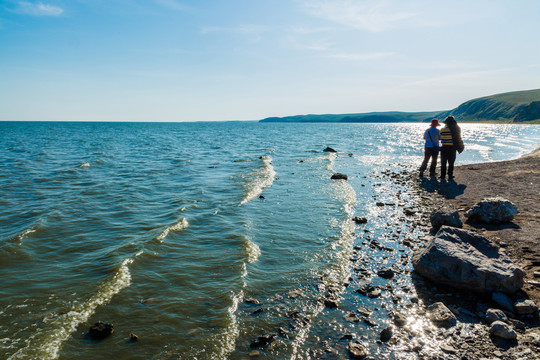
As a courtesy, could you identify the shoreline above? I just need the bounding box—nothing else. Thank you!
[410,145,540,359]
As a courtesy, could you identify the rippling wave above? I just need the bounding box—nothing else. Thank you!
[239,155,276,205]
[1,122,539,360]
[8,259,133,360]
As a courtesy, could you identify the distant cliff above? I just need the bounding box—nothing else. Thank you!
[437,89,540,123]
[259,88,540,123]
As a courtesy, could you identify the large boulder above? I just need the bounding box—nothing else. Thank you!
[412,226,525,294]
[464,197,518,224]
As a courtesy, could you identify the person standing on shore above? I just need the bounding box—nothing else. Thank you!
[439,116,464,180]
[419,118,441,177]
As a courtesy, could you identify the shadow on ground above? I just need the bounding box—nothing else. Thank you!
[418,177,467,199]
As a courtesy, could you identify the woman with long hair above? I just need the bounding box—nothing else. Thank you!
[439,116,463,180]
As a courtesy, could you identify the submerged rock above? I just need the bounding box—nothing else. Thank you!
[88,321,114,340]
[464,197,518,224]
[430,210,463,230]
[377,267,395,279]
[412,226,525,293]
[249,333,276,349]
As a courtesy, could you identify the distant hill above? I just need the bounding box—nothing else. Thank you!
[259,88,540,123]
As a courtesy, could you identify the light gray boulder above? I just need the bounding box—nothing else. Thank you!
[412,226,525,294]
[430,210,463,231]
[514,299,538,315]
[464,197,518,224]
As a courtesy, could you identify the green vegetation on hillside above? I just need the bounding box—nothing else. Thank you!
[260,88,540,123]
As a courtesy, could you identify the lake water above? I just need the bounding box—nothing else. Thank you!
[1,122,539,360]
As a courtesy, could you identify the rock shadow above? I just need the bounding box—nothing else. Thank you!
[465,220,521,231]
[418,177,466,199]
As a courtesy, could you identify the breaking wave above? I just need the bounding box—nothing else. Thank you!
[239,155,276,206]
[8,259,133,360]
[154,218,189,242]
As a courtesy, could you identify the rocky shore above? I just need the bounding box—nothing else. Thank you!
[408,146,540,359]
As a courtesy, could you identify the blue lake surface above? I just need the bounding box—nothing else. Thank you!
[1,121,539,359]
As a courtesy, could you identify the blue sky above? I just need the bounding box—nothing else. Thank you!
[1,0,539,121]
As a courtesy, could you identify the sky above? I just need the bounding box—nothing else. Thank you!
[1,0,539,122]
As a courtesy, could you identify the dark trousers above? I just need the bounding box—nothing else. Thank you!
[419,147,438,175]
[440,146,457,178]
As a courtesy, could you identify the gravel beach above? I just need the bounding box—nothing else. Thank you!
[411,146,540,359]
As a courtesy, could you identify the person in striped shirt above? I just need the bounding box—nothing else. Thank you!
[439,116,463,180]
[419,118,441,177]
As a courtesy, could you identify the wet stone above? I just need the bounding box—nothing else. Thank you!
[88,321,114,340]
[348,341,367,359]
[380,327,393,342]
[249,333,276,349]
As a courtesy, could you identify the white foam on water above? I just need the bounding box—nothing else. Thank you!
[325,152,337,171]
[7,259,133,360]
[239,155,276,206]
[243,237,261,264]
[8,227,37,246]
[290,165,357,359]
[155,218,189,242]
[206,290,243,360]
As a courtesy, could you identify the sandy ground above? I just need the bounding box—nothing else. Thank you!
[416,146,540,303]
[409,146,540,359]
[448,147,539,303]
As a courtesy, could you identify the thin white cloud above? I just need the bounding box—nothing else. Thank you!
[303,0,417,32]
[13,1,63,16]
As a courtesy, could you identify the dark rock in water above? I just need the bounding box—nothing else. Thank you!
[324,299,339,309]
[412,226,525,293]
[430,210,463,230]
[380,327,393,342]
[377,267,395,279]
[259,195,265,199]
[348,341,367,359]
[353,217,368,224]
[428,302,457,328]
[331,173,348,180]
[89,321,114,340]
[250,333,276,349]
[344,311,360,323]
[128,333,139,343]
[251,308,264,315]
[465,197,518,224]
[323,147,337,153]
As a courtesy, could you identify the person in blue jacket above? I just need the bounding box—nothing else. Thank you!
[419,118,441,177]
